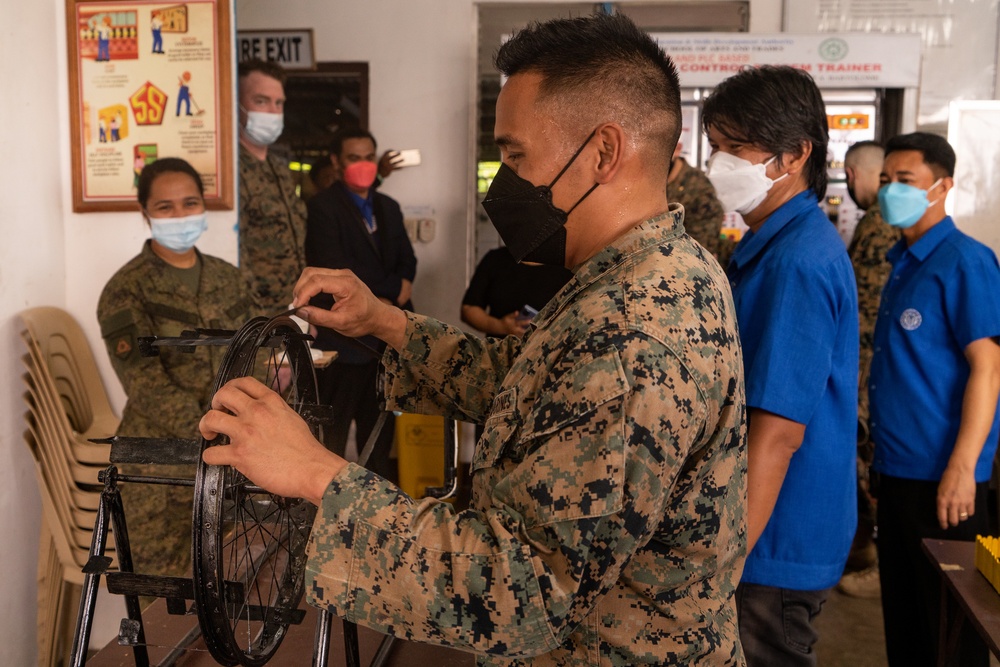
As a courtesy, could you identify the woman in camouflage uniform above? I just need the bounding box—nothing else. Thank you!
[97,158,254,581]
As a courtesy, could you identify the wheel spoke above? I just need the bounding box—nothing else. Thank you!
[193,317,320,665]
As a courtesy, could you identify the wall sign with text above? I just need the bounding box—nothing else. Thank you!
[66,0,233,212]
[651,33,922,89]
[236,30,315,70]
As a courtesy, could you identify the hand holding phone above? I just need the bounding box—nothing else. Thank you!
[518,304,539,321]
[395,149,421,167]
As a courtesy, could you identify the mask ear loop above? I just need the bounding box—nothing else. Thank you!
[547,128,602,215]
[566,182,600,215]
[547,128,599,189]
[926,178,944,207]
[762,154,789,181]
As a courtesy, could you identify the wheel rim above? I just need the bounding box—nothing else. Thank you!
[193,316,320,666]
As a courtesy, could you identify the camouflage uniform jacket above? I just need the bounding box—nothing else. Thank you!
[667,158,725,262]
[305,207,748,666]
[847,204,901,436]
[97,241,253,577]
[97,240,254,439]
[239,144,308,314]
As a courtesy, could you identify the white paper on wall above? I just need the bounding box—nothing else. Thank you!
[947,101,1000,257]
[785,0,999,132]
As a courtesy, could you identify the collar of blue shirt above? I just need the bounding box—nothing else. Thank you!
[343,183,376,231]
[887,215,955,265]
[730,190,818,271]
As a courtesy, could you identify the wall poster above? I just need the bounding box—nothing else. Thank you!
[67,0,233,212]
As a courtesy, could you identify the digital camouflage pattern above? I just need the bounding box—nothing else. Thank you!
[305,207,748,665]
[97,241,254,578]
[848,204,899,531]
[239,145,308,314]
[847,204,901,447]
[667,158,726,262]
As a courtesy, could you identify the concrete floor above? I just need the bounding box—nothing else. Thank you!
[814,589,887,667]
[814,588,1000,667]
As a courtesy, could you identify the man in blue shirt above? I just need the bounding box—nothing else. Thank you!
[870,132,1000,667]
[703,65,859,667]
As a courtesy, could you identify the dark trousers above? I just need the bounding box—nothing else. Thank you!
[736,583,829,667]
[316,360,397,483]
[876,473,989,667]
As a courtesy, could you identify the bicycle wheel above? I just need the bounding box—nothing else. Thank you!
[192,315,321,666]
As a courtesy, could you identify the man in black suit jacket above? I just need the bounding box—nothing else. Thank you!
[306,128,417,482]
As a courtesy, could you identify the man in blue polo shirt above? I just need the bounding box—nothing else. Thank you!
[703,65,858,667]
[870,132,1000,667]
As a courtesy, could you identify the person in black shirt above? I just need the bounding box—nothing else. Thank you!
[461,247,572,337]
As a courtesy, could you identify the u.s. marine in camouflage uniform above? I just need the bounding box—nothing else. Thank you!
[202,14,747,666]
[239,145,308,314]
[667,156,726,262]
[847,203,900,536]
[302,208,747,665]
[847,203,901,446]
[97,241,254,577]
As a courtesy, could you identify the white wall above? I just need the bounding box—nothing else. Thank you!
[0,2,67,664]
[236,0,477,330]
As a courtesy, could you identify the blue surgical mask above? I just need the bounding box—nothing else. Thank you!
[241,108,284,146]
[149,212,207,252]
[878,179,942,229]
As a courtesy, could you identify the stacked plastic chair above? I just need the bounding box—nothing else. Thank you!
[18,306,119,666]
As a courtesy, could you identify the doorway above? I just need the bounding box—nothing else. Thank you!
[274,62,370,199]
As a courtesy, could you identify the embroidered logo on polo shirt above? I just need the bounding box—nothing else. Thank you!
[900,308,922,331]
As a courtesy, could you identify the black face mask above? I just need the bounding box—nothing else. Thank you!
[481,130,599,266]
[846,183,861,210]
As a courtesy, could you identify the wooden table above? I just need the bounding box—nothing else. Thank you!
[921,538,1000,667]
[87,598,474,666]
[312,349,338,369]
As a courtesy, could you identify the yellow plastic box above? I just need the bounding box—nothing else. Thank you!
[395,413,446,499]
[974,535,1000,596]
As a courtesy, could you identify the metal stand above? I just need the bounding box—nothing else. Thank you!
[70,322,461,667]
[68,460,332,666]
[70,465,147,667]
[70,323,329,666]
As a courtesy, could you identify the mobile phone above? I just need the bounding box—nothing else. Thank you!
[518,304,539,320]
[395,149,421,167]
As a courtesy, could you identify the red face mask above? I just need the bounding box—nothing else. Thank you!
[343,161,378,190]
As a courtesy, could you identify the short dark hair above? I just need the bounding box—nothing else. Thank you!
[844,140,883,174]
[494,13,681,164]
[845,140,883,161]
[703,65,829,199]
[238,58,287,86]
[330,127,377,160]
[137,157,204,208]
[884,132,955,178]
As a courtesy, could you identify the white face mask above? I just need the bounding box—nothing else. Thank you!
[149,212,208,252]
[706,152,787,215]
[242,109,284,146]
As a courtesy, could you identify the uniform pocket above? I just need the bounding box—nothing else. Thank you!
[472,387,519,473]
[498,349,630,527]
